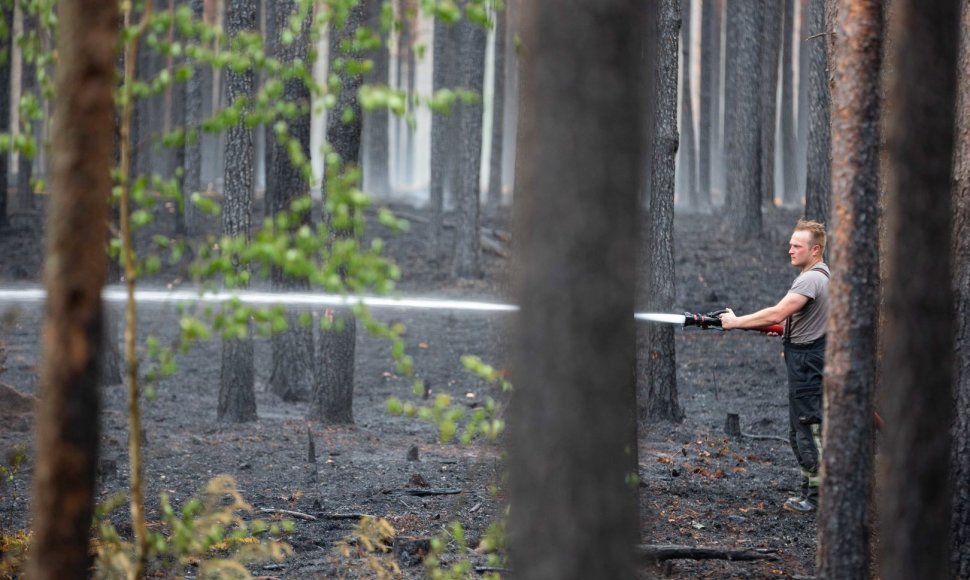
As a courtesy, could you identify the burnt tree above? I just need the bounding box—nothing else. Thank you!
[218,0,258,423]
[451,12,487,279]
[804,0,831,224]
[951,0,970,575]
[428,16,459,261]
[267,1,314,402]
[879,0,960,578]
[0,4,11,227]
[509,0,644,575]
[26,0,116,573]
[362,0,390,197]
[309,0,368,425]
[181,0,204,235]
[678,0,697,208]
[780,0,799,206]
[723,0,763,238]
[816,0,881,576]
[759,0,782,207]
[16,8,38,214]
[697,0,718,209]
[485,1,508,210]
[641,0,682,423]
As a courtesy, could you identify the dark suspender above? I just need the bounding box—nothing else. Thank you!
[784,266,830,342]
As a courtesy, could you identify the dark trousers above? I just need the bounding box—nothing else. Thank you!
[784,337,825,497]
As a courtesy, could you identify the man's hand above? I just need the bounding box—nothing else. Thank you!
[718,308,738,330]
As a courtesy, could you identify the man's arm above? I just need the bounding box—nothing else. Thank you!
[719,292,809,330]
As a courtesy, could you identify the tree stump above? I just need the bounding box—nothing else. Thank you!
[725,412,741,437]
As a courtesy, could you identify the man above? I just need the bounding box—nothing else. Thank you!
[719,219,829,514]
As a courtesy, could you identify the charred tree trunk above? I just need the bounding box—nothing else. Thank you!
[816,1,882,576]
[428,18,459,262]
[679,0,697,208]
[759,0,782,208]
[218,0,258,423]
[0,5,12,227]
[485,1,507,210]
[642,0,682,423]
[267,3,313,402]
[804,0,831,224]
[451,15,486,279]
[723,0,763,239]
[309,0,368,425]
[26,0,115,573]
[362,0,390,198]
[697,0,717,210]
[16,10,37,214]
[951,1,970,575]
[880,1,959,578]
[182,0,204,235]
[509,0,644,575]
[780,0,799,206]
[711,0,725,202]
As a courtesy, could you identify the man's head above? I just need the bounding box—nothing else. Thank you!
[789,220,826,269]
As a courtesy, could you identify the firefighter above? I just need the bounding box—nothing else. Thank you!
[719,219,829,514]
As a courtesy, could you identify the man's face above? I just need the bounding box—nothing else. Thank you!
[789,230,818,268]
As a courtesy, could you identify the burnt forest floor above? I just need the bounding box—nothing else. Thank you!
[0,200,825,578]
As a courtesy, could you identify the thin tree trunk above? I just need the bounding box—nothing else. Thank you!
[0,6,12,227]
[698,0,717,210]
[428,18,458,261]
[16,10,37,214]
[951,1,970,576]
[816,1,881,576]
[26,0,115,573]
[780,0,799,206]
[267,2,313,402]
[363,0,390,198]
[642,0,682,423]
[760,0,782,208]
[182,0,204,235]
[879,0,959,578]
[219,0,258,423]
[485,1,507,210]
[451,15,486,279]
[712,0,725,202]
[309,0,368,424]
[679,0,697,209]
[723,0,763,239]
[509,0,644,575]
[804,0,831,224]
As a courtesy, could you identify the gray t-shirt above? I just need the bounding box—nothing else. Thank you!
[785,262,830,344]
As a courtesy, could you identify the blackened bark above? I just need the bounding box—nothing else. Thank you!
[218,0,258,423]
[267,1,313,402]
[26,0,115,573]
[679,0,697,208]
[509,0,644,575]
[698,0,717,210]
[723,0,763,239]
[804,0,831,224]
[780,0,799,206]
[362,0,390,198]
[451,15,486,279]
[760,0,782,207]
[182,0,204,235]
[0,6,12,227]
[16,10,37,213]
[486,2,508,210]
[951,1,970,575]
[816,1,881,576]
[428,18,459,261]
[880,1,959,578]
[642,0,682,423]
[310,0,367,424]
[711,0,725,200]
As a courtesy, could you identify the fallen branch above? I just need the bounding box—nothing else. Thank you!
[255,508,318,521]
[635,544,778,562]
[741,431,789,443]
[323,512,377,520]
[475,566,513,574]
[384,488,463,496]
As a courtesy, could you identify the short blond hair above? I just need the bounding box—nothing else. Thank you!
[794,219,826,253]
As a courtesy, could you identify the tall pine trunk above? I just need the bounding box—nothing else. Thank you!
[26,0,115,572]
[679,0,697,208]
[309,0,368,424]
[723,0,763,239]
[759,0,782,208]
[0,6,11,227]
[451,15,486,279]
[182,0,204,235]
[218,0,258,423]
[362,0,390,198]
[697,0,717,210]
[816,1,881,575]
[428,18,459,261]
[509,0,644,574]
[951,1,970,575]
[485,2,507,210]
[780,0,799,206]
[880,1,959,578]
[267,2,313,402]
[804,0,831,224]
[642,0,682,423]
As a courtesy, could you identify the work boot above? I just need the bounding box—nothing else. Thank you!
[786,478,809,504]
[783,496,817,514]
